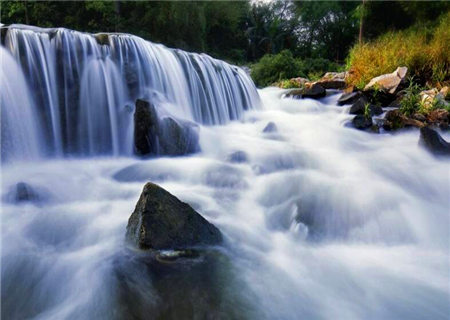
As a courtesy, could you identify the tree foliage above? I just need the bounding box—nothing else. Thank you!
[1,0,449,68]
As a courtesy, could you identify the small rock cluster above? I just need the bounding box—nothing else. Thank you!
[283,72,346,99]
[282,66,450,156]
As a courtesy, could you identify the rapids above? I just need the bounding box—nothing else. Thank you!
[1,88,449,319]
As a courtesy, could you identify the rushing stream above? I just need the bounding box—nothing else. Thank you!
[1,25,450,320]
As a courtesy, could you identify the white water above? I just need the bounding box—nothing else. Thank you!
[2,88,449,319]
[1,25,259,159]
[0,47,43,162]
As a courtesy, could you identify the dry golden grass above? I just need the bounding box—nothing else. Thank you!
[347,12,450,89]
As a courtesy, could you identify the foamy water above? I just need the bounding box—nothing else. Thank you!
[1,88,449,319]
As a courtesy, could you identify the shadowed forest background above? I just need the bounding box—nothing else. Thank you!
[1,1,447,61]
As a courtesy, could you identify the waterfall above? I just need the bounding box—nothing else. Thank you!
[1,24,260,160]
[0,46,43,162]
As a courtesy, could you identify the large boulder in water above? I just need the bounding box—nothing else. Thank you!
[419,127,450,156]
[126,182,223,250]
[134,99,200,156]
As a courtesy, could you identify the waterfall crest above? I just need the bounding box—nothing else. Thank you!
[1,24,260,160]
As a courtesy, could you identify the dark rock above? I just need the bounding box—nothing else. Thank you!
[285,84,326,100]
[126,182,223,250]
[364,89,397,106]
[317,79,346,90]
[370,125,380,133]
[349,96,369,114]
[112,247,259,320]
[387,97,402,109]
[352,115,373,130]
[263,122,278,133]
[419,127,450,156]
[134,99,200,156]
[439,122,449,131]
[134,99,156,155]
[4,182,50,204]
[158,117,199,156]
[338,91,362,105]
[383,109,425,130]
[370,105,383,116]
[14,182,39,202]
[413,113,427,122]
[1,26,9,46]
[228,151,248,163]
[427,109,449,128]
[302,84,326,99]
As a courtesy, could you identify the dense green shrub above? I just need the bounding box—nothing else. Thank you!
[299,58,343,81]
[250,50,303,87]
[251,50,342,87]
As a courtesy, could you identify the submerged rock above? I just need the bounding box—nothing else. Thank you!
[4,182,50,204]
[13,182,40,202]
[126,182,222,250]
[227,151,248,163]
[263,121,278,133]
[419,127,450,156]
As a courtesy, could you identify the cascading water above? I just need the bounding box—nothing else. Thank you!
[1,25,449,320]
[1,24,260,159]
[0,46,43,162]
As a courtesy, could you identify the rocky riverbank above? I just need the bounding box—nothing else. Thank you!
[279,67,450,156]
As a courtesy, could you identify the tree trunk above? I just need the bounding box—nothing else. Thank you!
[24,0,29,25]
[114,1,120,32]
[359,0,365,45]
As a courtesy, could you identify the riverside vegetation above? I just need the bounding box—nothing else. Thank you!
[251,9,449,146]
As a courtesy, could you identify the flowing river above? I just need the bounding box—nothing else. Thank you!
[1,25,449,320]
